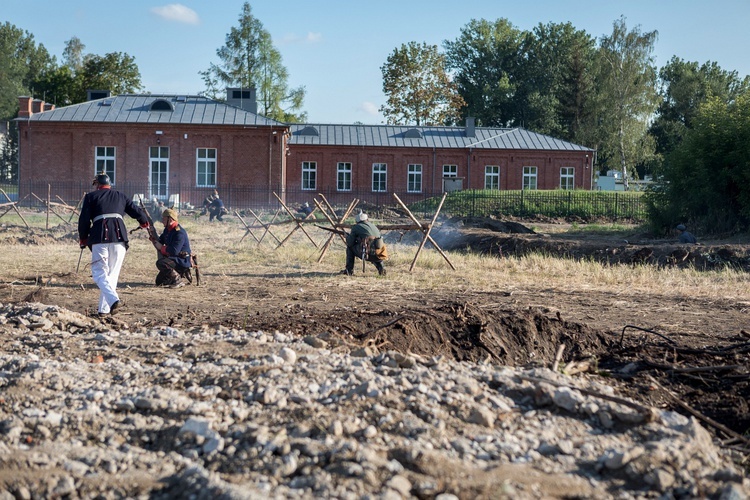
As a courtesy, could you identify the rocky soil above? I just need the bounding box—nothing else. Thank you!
[0,302,748,499]
[1,215,750,499]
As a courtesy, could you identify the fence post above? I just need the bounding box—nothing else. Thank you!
[567,190,572,217]
[520,189,524,215]
[614,192,619,219]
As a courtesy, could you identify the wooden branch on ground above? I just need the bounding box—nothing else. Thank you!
[646,375,750,446]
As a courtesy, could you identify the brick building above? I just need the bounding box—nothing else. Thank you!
[15,91,594,208]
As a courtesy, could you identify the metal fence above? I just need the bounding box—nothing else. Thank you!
[2,181,648,222]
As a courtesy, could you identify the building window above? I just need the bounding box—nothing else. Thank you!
[407,164,422,193]
[523,166,538,190]
[372,163,387,192]
[149,146,169,198]
[485,165,499,190]
[337,162,352,191]
[560,167,575,190]
[302,161,317,190]
[196,148,217,187]
[443,164,458,177]
[95,146,116,184]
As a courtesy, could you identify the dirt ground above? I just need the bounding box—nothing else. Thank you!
[2,214,750,459]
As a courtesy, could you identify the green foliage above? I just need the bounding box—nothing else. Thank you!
[410,190,647,221]
[201,2,306,122]
[76,52,143,101]
[594,17,660,188]
[647,93,750,234]
[650,57,750,158]
[0,22,55,120]
[443,18,524,127]
[380,41,465,125]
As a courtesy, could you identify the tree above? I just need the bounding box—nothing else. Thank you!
[62,36,85,72]
[650,57,750,157]
[200,2,306,122]
[648,94,750,233]
[516,22,597,142]
[443,18,524,127]
[595,17,660,189]
[76,52,142,101]
[0,22,54,120]
[380,42,465,125]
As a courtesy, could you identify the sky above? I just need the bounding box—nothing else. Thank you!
[5,1,750,125]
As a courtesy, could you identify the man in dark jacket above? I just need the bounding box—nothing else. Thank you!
[343,211,387,276]
[208,194,227,222]
[78,173,149,316]
[676,224,697,244]
[151,208,192,287]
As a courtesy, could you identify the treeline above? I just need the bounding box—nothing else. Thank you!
[380,16,749,233]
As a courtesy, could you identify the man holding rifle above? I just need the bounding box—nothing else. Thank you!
[342,211,388,276]
[78,173,149,316]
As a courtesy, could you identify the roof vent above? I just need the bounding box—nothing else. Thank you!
[175,96,187,102]
[150,99,174,112]
[404,128,423,139]
[100,99,113,107]
[299,126,319,136]
[87,89,111,101]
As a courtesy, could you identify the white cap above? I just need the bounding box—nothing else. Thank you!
[355,211,368,222]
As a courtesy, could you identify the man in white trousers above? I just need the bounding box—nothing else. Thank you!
[78,173,149,316]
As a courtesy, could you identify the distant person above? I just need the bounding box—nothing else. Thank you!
[342,211,388,276]
[78,173,149,316]
[208,194,227,222]
[676,224,697,244]
[151,208,192,288]
[297,202,313,218]
[201,189,219,216]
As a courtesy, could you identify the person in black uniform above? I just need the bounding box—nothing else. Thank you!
[78,173,149,316]
[208,194,227,222]
[297,202,313,218]
[151,208,193,287]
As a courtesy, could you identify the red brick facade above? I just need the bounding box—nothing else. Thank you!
[16,96,593,208]
[286,145,593,193]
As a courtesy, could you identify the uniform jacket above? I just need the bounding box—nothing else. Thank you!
[158,224,192,268]
[347,220,381,247]
[79,187,148,249]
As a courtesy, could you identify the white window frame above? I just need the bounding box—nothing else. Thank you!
[196,148,217,187]
[95,146,116,184]
[443,164,458,178]
[407,164,422,193]
[302,161,317,190]
[149,146,169,198]
[372,163,387,192]
[523,166,538,190]
[337,162,352,191]
[485,165,499,190]
[560,167,575,190]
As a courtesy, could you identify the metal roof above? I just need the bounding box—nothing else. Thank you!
[23,94,284,127]
[288,123,593,152]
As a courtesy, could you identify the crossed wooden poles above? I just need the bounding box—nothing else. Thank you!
[234,191,454,271]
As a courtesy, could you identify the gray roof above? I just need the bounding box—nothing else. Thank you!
[22,94,284,127]
[288,123,593,152]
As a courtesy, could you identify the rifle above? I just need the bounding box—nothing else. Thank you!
[315,225,348,236]
[192,254,201,286]
[129,196,159,241]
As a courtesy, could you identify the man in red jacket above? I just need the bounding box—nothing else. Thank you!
[78,173,149,316]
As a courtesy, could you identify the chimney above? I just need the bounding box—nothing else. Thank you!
[226,87,258,114]
[465,116,476,138]
[87,89,111,101]
[43,103,55,112]
[18,96,33,117]
[32,99,45,114]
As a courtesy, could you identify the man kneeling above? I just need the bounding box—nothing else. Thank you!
[151,209,193,288]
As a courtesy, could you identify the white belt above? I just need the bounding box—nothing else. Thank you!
[93,213,123,222]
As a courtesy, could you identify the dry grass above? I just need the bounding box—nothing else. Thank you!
[0,212,749,304]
